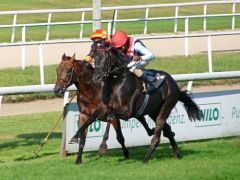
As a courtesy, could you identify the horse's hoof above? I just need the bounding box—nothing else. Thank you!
[124,150,129,159]
[173,152,180,159]
[99,145,108,155]
[143,157,149,164]
[75,158,82,164]
[69,137,79,144]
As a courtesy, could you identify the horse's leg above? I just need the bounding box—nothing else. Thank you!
[75,116,96,164]
[144,98,177,163]
[111,119,129,159]
[70,114,88,143]
[162,123,180,159]
[99,120,111,155]
[138,116,154,136]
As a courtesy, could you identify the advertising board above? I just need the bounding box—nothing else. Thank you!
[60,90,240,155]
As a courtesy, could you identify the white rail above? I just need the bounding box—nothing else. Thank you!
[0,71,240,95]
[0,1,240,96]
[0,30,239,85]
[0,0,239,43]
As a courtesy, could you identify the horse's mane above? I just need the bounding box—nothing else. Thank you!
[76,59,94,72]
[62,54,94,72]
[61,54,95,85]
[110,47,129,67]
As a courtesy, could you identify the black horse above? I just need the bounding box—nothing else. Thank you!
[92,47,201,163]
[54,54,156,163]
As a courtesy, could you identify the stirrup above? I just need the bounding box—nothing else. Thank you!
[143,75,165,93]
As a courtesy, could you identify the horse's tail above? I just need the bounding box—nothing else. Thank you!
[179,90,201,121]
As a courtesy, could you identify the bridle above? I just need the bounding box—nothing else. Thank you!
[95,48,127,80]
[60,61,80,91]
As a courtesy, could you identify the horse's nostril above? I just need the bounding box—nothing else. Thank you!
[54,87,64,97]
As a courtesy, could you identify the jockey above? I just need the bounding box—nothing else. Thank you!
[111,31,164,92]
[85,29,110,64]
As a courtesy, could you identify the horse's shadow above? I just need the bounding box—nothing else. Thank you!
[84,142,209,163]
[14,152,57,162]
[0,132,61,162]
[0,132,61,150]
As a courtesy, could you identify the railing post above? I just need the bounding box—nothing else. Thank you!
[174,6,179,33]
[0,96,2,111]
[63,92,70,106]
[80,11,85,39]
[144,8,149,34]
[21,26,26,70]
[107,21,111,35]
[187,81,193,92]
[203,4,207,32]
[185,17,189,57]
[93,0,101,30]
[113,9,118,34]
[11,14,17,43]
[39,43,45,85]
[207,35,213,73]
[46,13,52,41]
[232,2,236,30]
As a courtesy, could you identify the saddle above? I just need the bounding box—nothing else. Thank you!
[142,70,165,94]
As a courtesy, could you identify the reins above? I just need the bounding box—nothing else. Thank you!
[98,49,128,79]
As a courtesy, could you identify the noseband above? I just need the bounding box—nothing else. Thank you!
[60,62,80,91]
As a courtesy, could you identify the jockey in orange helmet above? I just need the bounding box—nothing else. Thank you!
[85,29,110,63]
[111,31,164,93]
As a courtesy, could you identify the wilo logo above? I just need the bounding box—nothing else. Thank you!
[195,103,221,127]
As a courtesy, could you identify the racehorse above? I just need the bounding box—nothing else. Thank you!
[54,53,155,163]
[92,47,201,163]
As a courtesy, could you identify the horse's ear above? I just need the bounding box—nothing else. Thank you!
[62,53,66,60]
[71,53,76,61]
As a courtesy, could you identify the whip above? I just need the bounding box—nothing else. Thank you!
[33,91,77,156]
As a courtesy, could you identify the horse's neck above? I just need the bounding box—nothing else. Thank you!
[74,62,99,99]
[112,53,129,77]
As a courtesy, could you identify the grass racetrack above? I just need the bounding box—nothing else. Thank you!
[1,0,240,42]
[1,1,240,179]
[0,112,240,179]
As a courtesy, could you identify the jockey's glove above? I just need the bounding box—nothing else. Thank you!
[85,55,93,63]
[127,61,136,68]
[132,55,142,62]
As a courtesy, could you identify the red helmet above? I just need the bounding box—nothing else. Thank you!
[111,31,128,48]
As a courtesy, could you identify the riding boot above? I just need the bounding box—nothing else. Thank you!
[140,72,165,93]
[140,73,157,93]
[133,68,165,93]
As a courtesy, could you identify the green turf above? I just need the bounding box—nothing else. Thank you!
[1,52,240,87]
[0,0,239,42]
[1,52,239,103]
[0,112,240,179]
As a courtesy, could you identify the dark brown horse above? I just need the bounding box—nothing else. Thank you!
[92,48,201,163]
[54,53,155,163]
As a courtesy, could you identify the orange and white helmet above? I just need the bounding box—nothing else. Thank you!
[90,29,108,40]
